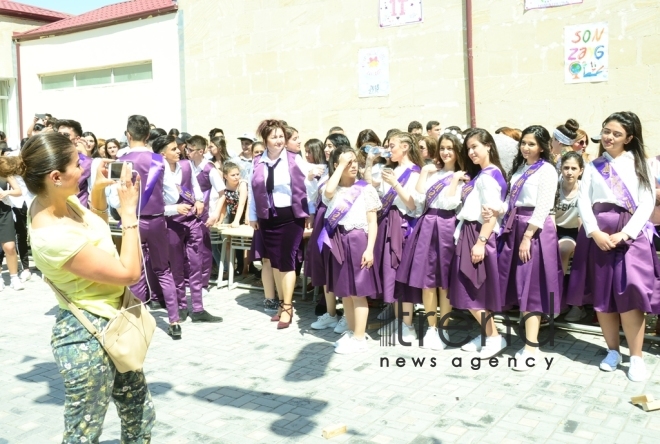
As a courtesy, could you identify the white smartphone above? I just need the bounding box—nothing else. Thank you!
[108,161,132,181]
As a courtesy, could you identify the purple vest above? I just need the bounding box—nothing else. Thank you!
[77,153,93,208]
[172,160,197,224]
[251,150,308,220]
[121,150,165,216]
[196,161,215,220]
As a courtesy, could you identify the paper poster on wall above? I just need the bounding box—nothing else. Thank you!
[525,0,582,10]
[379,0,423,28]
[358,47,390,98]
[564,23,608,84]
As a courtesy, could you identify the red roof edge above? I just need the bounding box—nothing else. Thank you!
[0,8,69,23]
[13,3,178,41]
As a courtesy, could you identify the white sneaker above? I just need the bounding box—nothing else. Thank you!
[377,304,393,320]
[311,313,338,330]
[478,335,507,359]
[377,319,397,336]
[564,306,586,322]
[461,335,484,352]
[420,327,446,351]
[10,278,24,291]
[335,336,369,354]
[334,330,353,348]
[512,348,538,372]
[20,270,32,282]
[599,349,622,372]
[391,322,417,344]
[333,316,349,334]
[627,356,647,382]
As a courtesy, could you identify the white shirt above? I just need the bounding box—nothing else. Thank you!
[578,151,654,239]
[248,149,311,221]
[322,185,381,233]
[413,170,463,213]
[192,158,225,215]
[164,161,204,217]
[107,147,179,212]
[7,175,26,208]
[454,172,505,242]
[372,164,420,217]
[305,166,329,215]
[503,161,558,228]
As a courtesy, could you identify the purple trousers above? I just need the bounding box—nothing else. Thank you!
[167,218,205,313]
[130,215,179,323]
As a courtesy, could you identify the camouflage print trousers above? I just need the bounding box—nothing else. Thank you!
[51,309,156,444]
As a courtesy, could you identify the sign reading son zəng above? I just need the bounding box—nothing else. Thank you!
[564,22,609,84]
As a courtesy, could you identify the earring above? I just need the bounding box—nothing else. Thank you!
[55,181,62,187]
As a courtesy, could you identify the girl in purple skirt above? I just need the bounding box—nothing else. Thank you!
[367,132,424,343]
[449,128,508,359]
[396,132,465,350]
[322,146,381,354]
[493,126,562,370]
[249,119,311,329]
[567,111,660,382]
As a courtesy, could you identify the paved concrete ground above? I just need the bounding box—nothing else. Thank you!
[1,273,660,444]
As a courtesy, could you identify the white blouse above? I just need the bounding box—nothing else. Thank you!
[413,170,463,213]
[304,167,329,215]
[454,171,506,242]
[322,185,381,233]
[248,149,312,221]
[504,161,558,228]
[371,164,420,217]
[578,151,654,239]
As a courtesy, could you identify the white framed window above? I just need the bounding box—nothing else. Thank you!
[40,62,152,90]
[0,80,9,134]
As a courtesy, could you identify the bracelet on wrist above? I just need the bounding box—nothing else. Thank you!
[121,223,138,232]
[90,204,108,214]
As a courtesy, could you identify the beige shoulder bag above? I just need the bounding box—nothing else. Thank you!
[45,278,156,373]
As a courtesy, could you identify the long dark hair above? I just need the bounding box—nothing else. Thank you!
[436,133,464,171]
[82,131,99,157]
[328,145,355,177]
[460,128,505,178]
[305,139,326,165]
[600,111,651,191]
[508,125,553,183]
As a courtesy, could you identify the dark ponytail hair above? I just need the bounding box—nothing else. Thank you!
[601,111,651,191]
[328,145,355,177]
[508,125,553,183]
[19,132,76,195]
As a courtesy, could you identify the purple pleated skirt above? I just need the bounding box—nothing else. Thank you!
[248,206,305,272]
[396,208,457,290]
[498,207,563,314]
[326,228,379,298]
[304,204,328,286]
[566,203,660,314]
[448,220,504,312]
[373,207,421,304]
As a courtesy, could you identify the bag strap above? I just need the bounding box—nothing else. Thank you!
[43,277,100,337]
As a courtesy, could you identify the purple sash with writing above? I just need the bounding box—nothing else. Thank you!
[425,173,454,210]
[461,166,508,202]
[378,165,421,220]
[318,180,368,262]
[593,156,656,242]
[500,160,545,234]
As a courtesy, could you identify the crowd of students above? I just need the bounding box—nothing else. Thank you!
[3,111,659,383]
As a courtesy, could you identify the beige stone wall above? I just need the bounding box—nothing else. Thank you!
[0,15,44,78]
[180,0,660,154]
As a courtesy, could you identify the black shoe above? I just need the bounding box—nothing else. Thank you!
[315,302,327,316]
[179,308,189,322]
[190,310,223,323]
[167,323,182,340]
[148,300,165,310]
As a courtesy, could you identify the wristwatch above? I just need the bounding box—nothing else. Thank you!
[478,235,488,243]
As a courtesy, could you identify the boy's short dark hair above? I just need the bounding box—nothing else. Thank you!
[426,120,440,131]
[54,119,83,137]
[127,115,151,142]
[408,121,422,132]
[188,135,208,151]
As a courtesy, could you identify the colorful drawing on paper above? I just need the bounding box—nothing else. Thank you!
[525,0,582,10]
[564,23,608,84]
[379,0,423,28]
[358,47,390,98]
